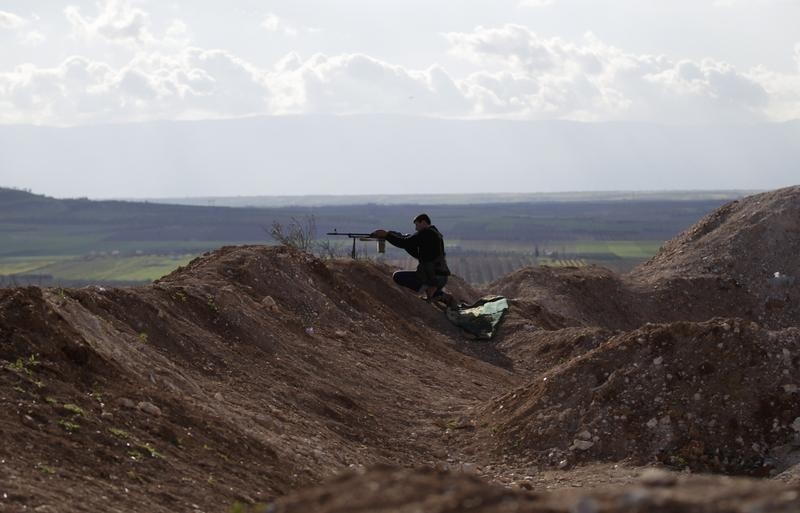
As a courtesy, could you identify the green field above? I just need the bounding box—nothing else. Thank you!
[0,256,77,275]
[573,240,664,259]
[0,255,197,283]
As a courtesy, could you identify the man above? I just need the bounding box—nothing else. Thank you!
[371,213,455,307]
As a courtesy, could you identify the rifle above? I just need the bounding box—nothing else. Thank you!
[326,230,386,259]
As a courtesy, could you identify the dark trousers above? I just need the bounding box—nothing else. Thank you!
[392,270,448,296]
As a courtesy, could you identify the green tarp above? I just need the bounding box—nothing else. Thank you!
[445,295,509,339]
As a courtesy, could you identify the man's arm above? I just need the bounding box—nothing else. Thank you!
[381,230,420,259]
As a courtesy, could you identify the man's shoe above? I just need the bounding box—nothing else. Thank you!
[434,292,456,308]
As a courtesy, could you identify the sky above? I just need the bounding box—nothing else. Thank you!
[0,1,799,198]
[1,0,799,126]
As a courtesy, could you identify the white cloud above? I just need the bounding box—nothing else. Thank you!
[745,65,800,122]
[64,0,188,50]
[21,30,46,47]
[445,25,776,122]
[0,57,118,124]
[448,25,560,72]
[1,10,48,48]
[0,46,275,125]
[65,0,152,45]
[165,20,189,42]
[1,21,798,125]
[795,43,800,71]
[261,13,298,36]
[266,53,470,116]
[0,10,25,29]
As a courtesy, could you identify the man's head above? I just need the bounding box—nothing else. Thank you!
[413,213,431,231]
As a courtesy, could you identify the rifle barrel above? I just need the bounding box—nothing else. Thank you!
[326,232,373,237]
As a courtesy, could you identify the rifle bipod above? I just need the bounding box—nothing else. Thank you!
[326,231,386,259]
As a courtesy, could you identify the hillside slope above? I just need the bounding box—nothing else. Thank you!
[1,246,509,512]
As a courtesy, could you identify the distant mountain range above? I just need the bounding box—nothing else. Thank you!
[140,189,754,208]
[1,116,797,199]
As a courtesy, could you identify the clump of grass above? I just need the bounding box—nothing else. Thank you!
[58,419,80,432]
[136,442,162,459]
[126,470,147,483]
[206,297,219,313]
[109,427,129,439]
[35,463,57,475]
[8,354,40,374]
[138,332,149,342]
[63,403,85,416]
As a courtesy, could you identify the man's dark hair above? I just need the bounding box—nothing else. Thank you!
[413,213,431,224]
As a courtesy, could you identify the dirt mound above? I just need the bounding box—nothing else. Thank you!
[472,318,800,475]
[633,186,800,284]
[494,323,616,376]
[0,246,510,513]
[631,185,800,328]
[490,265,636,329]
[268,465,800,513]
[492,186,800,329]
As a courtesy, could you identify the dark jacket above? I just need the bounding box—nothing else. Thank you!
[386,225,451,285]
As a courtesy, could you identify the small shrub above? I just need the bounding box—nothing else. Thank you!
[267,215,316,252]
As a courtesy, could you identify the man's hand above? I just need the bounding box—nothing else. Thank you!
[370,229,388,239]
